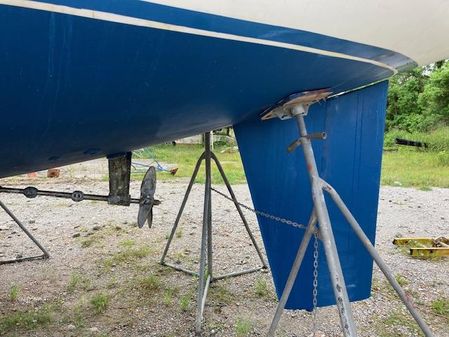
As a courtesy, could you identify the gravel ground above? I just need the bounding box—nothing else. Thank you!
[0,159,448,337]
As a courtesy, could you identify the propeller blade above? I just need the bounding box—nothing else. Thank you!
[137,166,156,228]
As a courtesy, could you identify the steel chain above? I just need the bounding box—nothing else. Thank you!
[212,187,322,335]
[210,187,307,230]
[312,231,319,334]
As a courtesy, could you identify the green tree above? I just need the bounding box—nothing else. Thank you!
[419,61,449,123]
[386,67,428,132]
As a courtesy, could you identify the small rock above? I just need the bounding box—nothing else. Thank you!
[72,233,81,238]
[67,324,76,330]
[92,225,101,231]
[89,327,99,333]
[29,220,35,224]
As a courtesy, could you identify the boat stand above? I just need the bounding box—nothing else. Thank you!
[160,131,268,334]
[263,91,435,337]
[0,200,49,265]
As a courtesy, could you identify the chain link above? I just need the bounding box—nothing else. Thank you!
[312,231,319,334]
[211,187,322,335]
[210,187,306,230]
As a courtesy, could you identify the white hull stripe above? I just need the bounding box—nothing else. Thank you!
[0,0,397,74]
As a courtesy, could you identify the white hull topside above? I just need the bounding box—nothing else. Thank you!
[149,0,449,66]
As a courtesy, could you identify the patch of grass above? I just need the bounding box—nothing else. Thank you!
[395,274,409,287]
[375,310,423,337]
[254,277,269,298]
[382,127,449,188]
[80,237,95,248]
[107,276,118,289]
[120,239,136,248]
[179,293,192,312]
[67,273,91,293]
[132,144,246,185]
[209,283,233,304]
[381,148,449,188]
[431,298,449,319]
[0,305,53,334]
[103,245,152,269]
[90,292,109,314]
[235,318,253,337]
[9,284,20,301]
[138,274,161,292]
[73,303,86,328]
[163,287,179,306]
[176,228,183,239]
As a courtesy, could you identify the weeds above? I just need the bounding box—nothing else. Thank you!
[0,305,53,334]
[67,273,91,293]
[431,298,449,319]
[176,228,183,239]
[235,318,252,337]
[209,283,233,304]
[120,239,136,248]
[73,303,86,328]
[138,274,161,292]
[179,293,191,312]
[163,287,179,306]
[103,245,152,269]
[395,274,409,287]
[90,293,109,314]
[254,277,269,298]
[80,237,96,248]
[9,284,20,301]
[374,310,423,337]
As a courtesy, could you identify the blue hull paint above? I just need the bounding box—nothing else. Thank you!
[0,1,394,311]
[21,0,416,71]
[0,4,396,177]
[235,82,388,309]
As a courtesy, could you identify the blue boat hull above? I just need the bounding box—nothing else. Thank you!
[0,3,397,177]
[1,1,391,311]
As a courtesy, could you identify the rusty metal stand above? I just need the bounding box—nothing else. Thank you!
[0,200,49,265]
[160,131,268,334]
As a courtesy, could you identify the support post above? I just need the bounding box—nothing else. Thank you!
[295,113,357,337]
[267,211,317,336]
[0,200,49,264]
[321,180,435,337]
[265,92,435,337]
[160,132,267,335]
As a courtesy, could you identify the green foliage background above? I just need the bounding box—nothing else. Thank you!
[387,60,449,133]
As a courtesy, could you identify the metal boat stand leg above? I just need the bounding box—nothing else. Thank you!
[295,113,358,337]
[0,200,49,265]
[196,131,213,334]
[267,211,317,337]
[160,152,205,269]
[160,132,267,334]
[321,180,435,337]
[211,152,268,272]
